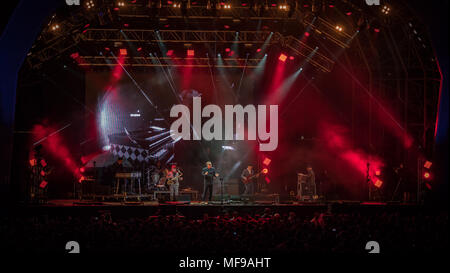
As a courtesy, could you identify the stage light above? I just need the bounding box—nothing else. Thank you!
[40,159,47,167]
[279,4,288,10]
[304,32,310,37]
[278,53,287,62]
[79,167,85,173]
[424,161,432,169]
[51,24,60,31]
[263,157,271,166]
[423,172,431,179]
[102,145,111,151]
[166,49,174,56]
[119,48,128,56]
[289,56,294,60]
[381,5,390,15]
[29,159,37,167]
[40,181,48,189]
[117,1,125,7]
[173,3,181,8]
[40,170,46,177]
[137,47,142,52]
[225,48,231,52]
[85,0,95,9]
[79,176,85,183]
[335,25,343,32]
[346,11,352,16]
[262,168,269,174]
[374,179,383,188]
[375,170,381,176]
[187,49,195,57]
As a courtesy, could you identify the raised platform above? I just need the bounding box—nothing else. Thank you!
[4,199,426,219]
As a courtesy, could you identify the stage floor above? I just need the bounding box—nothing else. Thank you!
[2,199,425,219]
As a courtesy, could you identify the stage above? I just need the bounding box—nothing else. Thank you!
[5,199,425,219]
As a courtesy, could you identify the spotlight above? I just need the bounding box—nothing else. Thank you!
[424,161,432,169]
[117,1,125,7]
[374,179,383,188]
[85,0,95,9]
[335,25,343,32]
[381,5,390,15]
[279,5,288,10]
[262,157,271,166]
[278,53,287,62]
[187,49,195,57]
[423,172,431,179]
[262,168,269,174]
[51,24,60,31]
[119,48,128,56]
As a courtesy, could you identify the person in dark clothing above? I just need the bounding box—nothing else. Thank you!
[201,161,219,202]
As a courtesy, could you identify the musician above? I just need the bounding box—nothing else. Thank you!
[166,163,182,201]
[111,157,129,194]
[150,160,165,186]
[241,164,259,196]
[201,161,219,202]
[298,165,316,200]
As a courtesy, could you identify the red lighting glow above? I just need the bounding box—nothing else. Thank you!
[278,54,288,62]
[40,181,48,189]
[374,179,383,188]
[423,172,431,179]
[166,49,174,56]
[263,157,272,166]
[262,168,269,174]
[119,48,128,56]
[187,49,195,57]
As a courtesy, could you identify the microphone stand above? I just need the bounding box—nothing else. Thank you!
[220,177,224,205]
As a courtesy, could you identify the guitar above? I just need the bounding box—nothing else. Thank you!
[166,172,183,185]
[241,169,266,184]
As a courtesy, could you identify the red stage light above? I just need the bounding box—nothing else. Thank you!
[166,49,174,56]
[40,159,47,167]
[375,170,381,176]
[187,49,195,57]
[123,23,129,27]
[40,181,48,189]
[262,157,271,166]
[278,54,287,62]
[374,179,383,188]
[423,172,431,179]
[256,48,261,53]
[225,48,231,52]
[119,48,128,56]
[424,161,432,169]
[262,168,269,174]
[40,170,46,177]
[29,159,37,167]
[374,28,380,33]
[289,56,294,60]
[80,167,85,173]
[304,32,310,37]
[79,176,85,183]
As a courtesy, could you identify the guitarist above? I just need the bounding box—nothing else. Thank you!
[241,164,259,196]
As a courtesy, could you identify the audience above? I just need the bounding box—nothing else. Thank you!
[1,208,447,253]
